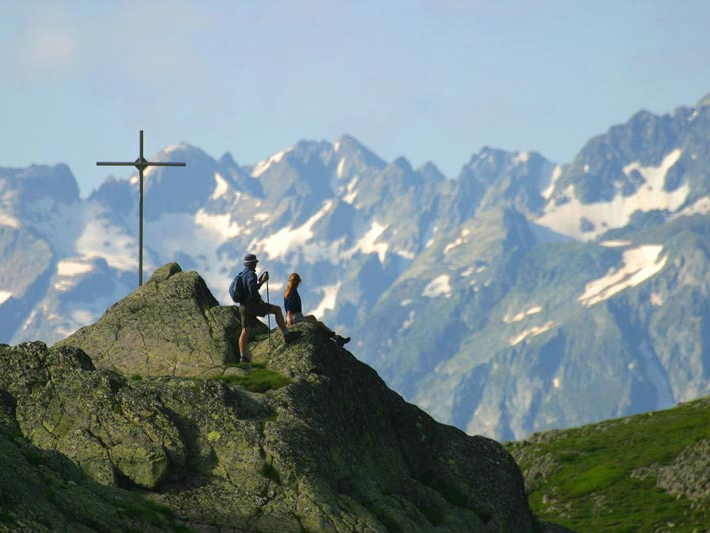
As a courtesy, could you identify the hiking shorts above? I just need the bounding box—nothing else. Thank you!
[240,300,278,328]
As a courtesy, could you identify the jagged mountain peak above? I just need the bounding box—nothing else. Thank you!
[417,161,446,183]
[334,134,387,169]
[0,163,80,207]
[392,155,412,171]
[218,151,237,167]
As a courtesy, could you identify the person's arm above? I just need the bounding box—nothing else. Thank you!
[245,270,259,300]
[257,271,269,289]
[284,290,295,324]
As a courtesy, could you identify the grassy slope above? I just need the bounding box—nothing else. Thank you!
[505,396,710,533]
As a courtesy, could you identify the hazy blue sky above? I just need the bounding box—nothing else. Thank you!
[2,0,710,197]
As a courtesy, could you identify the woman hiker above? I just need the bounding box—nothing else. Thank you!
[284,272,350,346]
[232,254,301,362]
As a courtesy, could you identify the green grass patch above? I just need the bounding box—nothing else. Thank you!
[214,367,291,393]
[505,397,710,532]
[144,499,176,519]
[116,497,179,528]
[561,464,625,497]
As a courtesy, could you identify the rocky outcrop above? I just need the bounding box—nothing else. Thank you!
[54,263,249,378]
[0,263,566,532]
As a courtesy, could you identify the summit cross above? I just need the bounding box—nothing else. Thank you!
[97,130,186,286]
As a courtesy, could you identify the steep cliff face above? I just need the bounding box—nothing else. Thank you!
[0,264,570,532]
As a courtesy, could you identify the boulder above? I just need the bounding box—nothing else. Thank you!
[54,263,245,378]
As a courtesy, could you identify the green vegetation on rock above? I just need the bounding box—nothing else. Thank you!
[506,396,710,532]
[211,363,292,392]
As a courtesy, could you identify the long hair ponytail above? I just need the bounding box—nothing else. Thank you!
[284,273,301,299]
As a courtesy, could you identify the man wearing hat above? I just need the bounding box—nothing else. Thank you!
[235,253,301,362]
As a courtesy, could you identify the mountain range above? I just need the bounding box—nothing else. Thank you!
[2,93,710,441]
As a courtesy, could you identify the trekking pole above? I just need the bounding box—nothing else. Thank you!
[265,277,272,350]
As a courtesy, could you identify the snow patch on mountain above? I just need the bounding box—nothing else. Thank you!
[503,305,542,324]
[509,321,555,346]
[257,201,334,260]
[513,151,530,165]
[311,281,341,318]
[76,215,135,272]
[0,213,19,228]
[536,149,688,240]
[210,173,229,200]
[600,240,632,248]
[673,196,710,218]
[624,148,683,186]
[353,220,388,262]
[444,229,470,254]
[422,274,452,298]
[195,210,241,240]
[401,310,416,331]
[343,177,359,204]
[541,165,563,201]
[578,245,667,307]
[163,144,190,154]
[57,259,93,278]
[252,149,290,177]
[337,158,346,179]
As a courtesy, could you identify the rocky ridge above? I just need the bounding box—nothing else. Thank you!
[0,263,571,532]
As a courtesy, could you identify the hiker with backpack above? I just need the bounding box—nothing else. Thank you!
[284,272,350,347]
[230,253,301,362]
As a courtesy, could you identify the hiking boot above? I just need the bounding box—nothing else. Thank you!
[283,330,302,344]
[334,334,350,346]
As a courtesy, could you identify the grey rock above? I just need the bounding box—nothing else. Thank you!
[54,263,243,378]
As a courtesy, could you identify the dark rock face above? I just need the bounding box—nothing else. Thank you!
[54,263,243,378]
[0,263,559,532]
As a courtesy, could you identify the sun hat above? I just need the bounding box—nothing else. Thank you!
[244,253,259,266]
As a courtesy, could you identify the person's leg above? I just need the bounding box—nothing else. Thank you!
[305,314,349,345]
[264,303,301,343]
[271,304,287,331]
[239,326,249,356]
[239,304,253,361]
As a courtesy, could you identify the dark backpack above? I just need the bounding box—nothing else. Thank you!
[229,271,247,303]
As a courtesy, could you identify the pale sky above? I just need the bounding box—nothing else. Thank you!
[1,0,710,197]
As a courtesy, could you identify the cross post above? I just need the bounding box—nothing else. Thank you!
[97,130,186,286]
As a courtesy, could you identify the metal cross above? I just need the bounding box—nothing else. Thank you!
[97,130,186,286]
